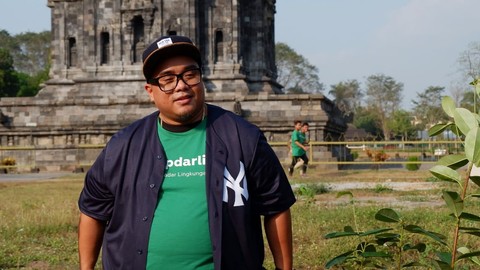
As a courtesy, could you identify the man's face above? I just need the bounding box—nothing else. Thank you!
[144,56,205,125]
[301,125,309,133]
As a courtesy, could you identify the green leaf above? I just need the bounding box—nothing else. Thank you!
[325,250,353,268]
[459,226,480,232]
[442,96,456,118]
[457,246,470,255]
[404,225,447,245]
[375,208,400,223]
[464,231,480,237]
[375,233,399,245]
[430,165,462,185]
[450,124,464,137]
[457,250,480,261]
[436,251,452,264]
[429,123,453,137]
[465,126,480,165]
[438,154,469,170]
[361,242,376,252]
[435,251,454,270]
[344,225,355,232]
[453,108,478,136]
[459,212,480,222]
[465,231,480,237]
[458,247,480,265]
[324,231,358,239]
[442,191,464,218]
[358,228,392,237]
[435,260,453,270]
[475,113,480,125]
[470,176,480,187]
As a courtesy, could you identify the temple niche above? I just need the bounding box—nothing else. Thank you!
[0,0,347,172]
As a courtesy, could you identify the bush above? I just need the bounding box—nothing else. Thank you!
[405,156,420,171]
[295,183,331,197]
[1,157,16,166]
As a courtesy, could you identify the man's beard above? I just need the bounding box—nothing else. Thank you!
[177,103,204,123]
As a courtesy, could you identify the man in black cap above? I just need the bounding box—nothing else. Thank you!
[78,35,295,270]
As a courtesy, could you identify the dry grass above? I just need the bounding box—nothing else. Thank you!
[1,168,479,269]
[0,176,84,269]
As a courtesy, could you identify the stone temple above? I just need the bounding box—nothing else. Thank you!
[0,0,347,172]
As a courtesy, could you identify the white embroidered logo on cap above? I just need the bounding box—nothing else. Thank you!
[157,38,173,48]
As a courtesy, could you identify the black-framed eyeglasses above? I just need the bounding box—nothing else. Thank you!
[149,68,202,93]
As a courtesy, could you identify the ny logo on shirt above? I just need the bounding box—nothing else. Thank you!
[223,161,249,207]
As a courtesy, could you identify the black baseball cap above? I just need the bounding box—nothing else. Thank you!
[142,35,202,80]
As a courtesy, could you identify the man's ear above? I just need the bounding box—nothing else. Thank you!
[144,84,154,101]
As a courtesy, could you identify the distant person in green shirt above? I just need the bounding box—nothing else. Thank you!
[288,121,309,176]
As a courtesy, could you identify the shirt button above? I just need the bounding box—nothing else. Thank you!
[137,249,143,255]
[149,184,155,188]
[142,216,148,221]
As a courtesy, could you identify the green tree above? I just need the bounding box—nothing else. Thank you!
[16,68,49,97]
[0,29,51,97]
[411,86,448,130]
[328,79,362,121]
[0,30,17,51]
[365,74,403,140]
[0,48,19,97]
[13,31,51,76]
[353,106,382,138]
[387,110,416,140]
[275,42,323,94]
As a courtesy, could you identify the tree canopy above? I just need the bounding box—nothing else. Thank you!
[275,42,324,94]
[0,29,50,97]
[365,74,403,140]
[328,79,362,121]
[411,86,448,130]
[0,48,19,97]
[387,109,416,140]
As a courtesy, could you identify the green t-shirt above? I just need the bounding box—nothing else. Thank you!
[291,129,306,156]
[146,119,213,269]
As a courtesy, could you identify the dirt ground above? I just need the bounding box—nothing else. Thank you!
[293,167,451,208]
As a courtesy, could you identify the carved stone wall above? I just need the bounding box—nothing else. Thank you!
[47,0,280,96]
[0,91,346,171]
[0,0,347,172]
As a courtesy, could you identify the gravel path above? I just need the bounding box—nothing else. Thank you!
[0,172,72,182]
[327,181,439,191]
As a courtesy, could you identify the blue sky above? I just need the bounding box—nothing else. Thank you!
[1,0,479,109]
[276,0,480,108]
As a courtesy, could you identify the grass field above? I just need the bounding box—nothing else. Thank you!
[0,168,479,269]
